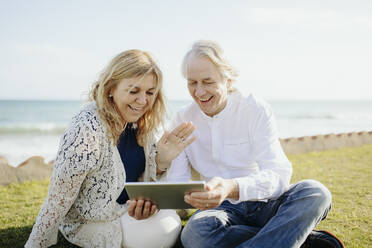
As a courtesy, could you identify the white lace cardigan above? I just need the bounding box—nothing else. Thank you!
[25,102,159,248]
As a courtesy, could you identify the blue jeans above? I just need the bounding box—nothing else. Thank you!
[181,179,332,248]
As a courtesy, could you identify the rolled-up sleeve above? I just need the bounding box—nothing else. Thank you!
[234,104,292,202]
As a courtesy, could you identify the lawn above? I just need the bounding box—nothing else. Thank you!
[1,144,371,247]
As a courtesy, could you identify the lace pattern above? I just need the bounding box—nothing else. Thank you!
[25,102,158,248]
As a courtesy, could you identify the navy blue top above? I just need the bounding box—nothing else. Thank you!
[116,123,146,205]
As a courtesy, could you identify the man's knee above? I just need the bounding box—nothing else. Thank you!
[293,179,332,214]
[181,210,227,248]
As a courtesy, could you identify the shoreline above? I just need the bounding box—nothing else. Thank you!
[1,130,372,186]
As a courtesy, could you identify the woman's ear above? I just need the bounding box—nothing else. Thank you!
[109,84,116,98]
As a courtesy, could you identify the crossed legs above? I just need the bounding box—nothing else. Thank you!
[181,179,332,248]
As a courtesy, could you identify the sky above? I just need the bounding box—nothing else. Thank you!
[0,0,371,101]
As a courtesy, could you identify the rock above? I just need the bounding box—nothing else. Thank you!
[17,156,53,181]
[0,159,20,185]
[18,156,45,168]
[0,156,9,166]
[48,160,55,166]
[0,156,53,185]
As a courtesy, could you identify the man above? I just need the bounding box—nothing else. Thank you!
[167,40,343,248]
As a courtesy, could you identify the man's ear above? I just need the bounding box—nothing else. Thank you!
[227,79,232,88]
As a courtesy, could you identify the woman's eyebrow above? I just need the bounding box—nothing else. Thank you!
[127,84,138,89]
[127,85,156,91]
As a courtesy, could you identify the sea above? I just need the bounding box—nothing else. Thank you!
[1,99,372,167]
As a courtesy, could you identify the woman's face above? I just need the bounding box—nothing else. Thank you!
[111,74,157,124]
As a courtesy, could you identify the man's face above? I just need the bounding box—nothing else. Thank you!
[186,56,230,117]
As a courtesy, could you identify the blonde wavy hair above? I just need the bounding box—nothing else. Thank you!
[90,50,166,146]
[182,40,239,92]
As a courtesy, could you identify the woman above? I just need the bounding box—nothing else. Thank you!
[25,50,195,248]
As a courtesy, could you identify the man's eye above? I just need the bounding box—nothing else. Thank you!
[147,92,154,96]
[129,91,138,94]
[188,81,197,85]
[205,81,215,84]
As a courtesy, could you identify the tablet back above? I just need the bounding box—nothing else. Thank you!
[125,181,206,209]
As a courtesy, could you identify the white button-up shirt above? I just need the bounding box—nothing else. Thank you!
[167,91,292,202]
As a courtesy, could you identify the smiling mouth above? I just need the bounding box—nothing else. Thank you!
[128,105,144,113]
[199,96,213,104]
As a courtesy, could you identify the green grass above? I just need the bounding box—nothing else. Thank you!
[288,144,372,248]
[1,144,371,247]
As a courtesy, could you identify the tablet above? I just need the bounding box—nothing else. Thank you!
[125,181,206,209]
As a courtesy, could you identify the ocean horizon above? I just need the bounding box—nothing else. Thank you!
[1,99,372,167]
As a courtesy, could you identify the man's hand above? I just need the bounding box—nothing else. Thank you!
[156,122,196,171]
[184,177,239,210]
[126,199,158,220]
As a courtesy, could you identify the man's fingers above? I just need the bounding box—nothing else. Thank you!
[206,177,221,191]
[185,195,218,209]
[186,193,218,204]
[190,190,217,199]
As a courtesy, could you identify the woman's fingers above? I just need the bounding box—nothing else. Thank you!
[167,122,196,146]
[134,199,144,219]
[183,136,196,147]
[142,200,151,218]
[170,122,194,138]
[179,122,195,140]
[128,199,158,220]
[166,132,182,144]
[127,200,137,217]
[170,122,188,137]
[175,122,195,140]
[158,131,169,145]
[150,204,158,216]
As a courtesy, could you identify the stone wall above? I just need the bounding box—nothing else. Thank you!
[280,131,372,154]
